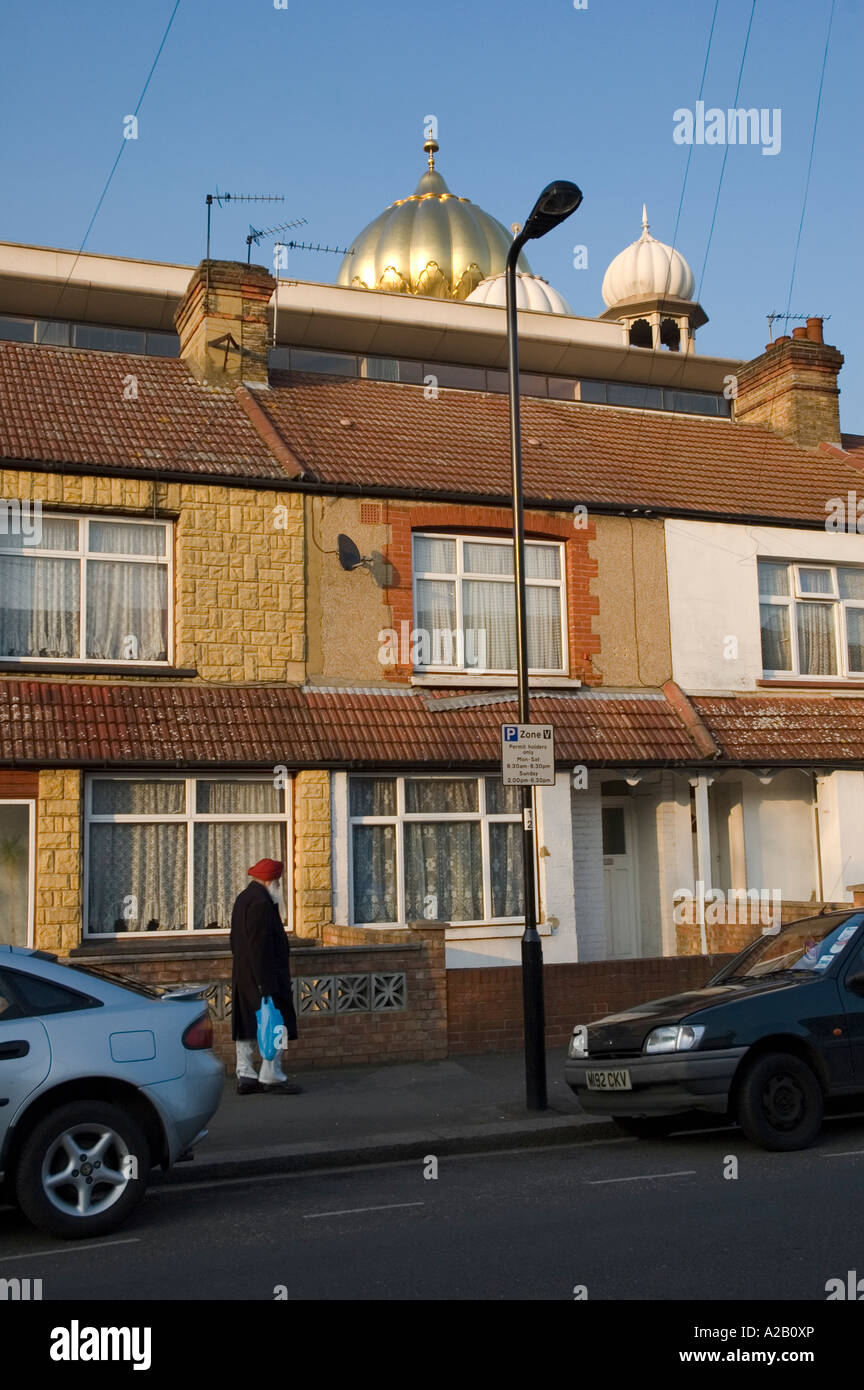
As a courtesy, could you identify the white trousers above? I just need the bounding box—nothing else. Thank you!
[235,1039,287,1086]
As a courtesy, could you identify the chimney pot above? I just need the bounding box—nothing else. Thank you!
[792,326,808,340]
[774,335,791,346]
[806,316,824,344]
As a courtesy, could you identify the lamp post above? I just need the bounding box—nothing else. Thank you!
[506,181,583,1111]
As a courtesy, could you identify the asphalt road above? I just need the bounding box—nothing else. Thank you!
[2,1117,863,1301]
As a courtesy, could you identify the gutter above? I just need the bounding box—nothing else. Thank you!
[0,454,849,532]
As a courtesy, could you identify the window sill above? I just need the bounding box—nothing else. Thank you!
[0,661,198,678]
[411,674,581,689]
[444,923,553,940]
[756,678,864,690]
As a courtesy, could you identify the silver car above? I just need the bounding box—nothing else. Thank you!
[0,945,224,1239]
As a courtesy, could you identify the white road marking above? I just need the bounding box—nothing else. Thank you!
[821,1149,864,1158]
[0,1237,140,1263]
[586,1170,697,1185]
[304,1201,425,1220]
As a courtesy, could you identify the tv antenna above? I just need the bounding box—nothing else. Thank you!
[271,240,355,346]
[204,190,285,260]
[246,217,309,264]
[766,311,831,339]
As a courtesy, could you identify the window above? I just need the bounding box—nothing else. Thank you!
[412,533,566,674]
[85,776,291,935]
[349,775,523,926]
[758,561,864,678]
[0,514,171,664]
[2,968,100,1016]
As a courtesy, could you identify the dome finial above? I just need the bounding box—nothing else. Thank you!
[641,203,649,235]
[423,138,439,171]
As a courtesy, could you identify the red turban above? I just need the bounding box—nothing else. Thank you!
[248,858,284,881]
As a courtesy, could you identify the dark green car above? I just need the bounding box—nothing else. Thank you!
[565,911,864,1150]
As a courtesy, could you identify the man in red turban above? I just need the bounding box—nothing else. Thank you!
[229,858,300,1095]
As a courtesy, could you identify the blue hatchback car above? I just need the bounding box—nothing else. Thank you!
[0,945,224,1239]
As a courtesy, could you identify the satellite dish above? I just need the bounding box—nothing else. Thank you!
[337,534,365,571]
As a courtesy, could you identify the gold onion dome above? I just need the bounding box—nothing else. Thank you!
[337,139,532,300]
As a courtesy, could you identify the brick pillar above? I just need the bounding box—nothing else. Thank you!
[292,770,332,939]
[36,770,82,953]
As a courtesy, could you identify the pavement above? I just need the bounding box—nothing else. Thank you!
[164,1048,616,1184]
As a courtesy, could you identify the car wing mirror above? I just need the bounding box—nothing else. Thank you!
[846,970,864,996]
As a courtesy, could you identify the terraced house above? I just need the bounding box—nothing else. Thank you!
[0,143,862,1056]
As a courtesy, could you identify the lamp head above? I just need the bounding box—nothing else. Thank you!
[522,181,583,241]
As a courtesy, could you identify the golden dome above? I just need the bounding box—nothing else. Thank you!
[337,140,532,300]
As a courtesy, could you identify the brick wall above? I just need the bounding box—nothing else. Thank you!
[447,954,735,1053]
[70,923,448,1068]
[0,469,305,682]
[674,898,840,955]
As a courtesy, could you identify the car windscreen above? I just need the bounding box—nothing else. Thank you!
[714,912,864,982]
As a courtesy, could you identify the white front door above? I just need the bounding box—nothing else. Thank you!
[0,801,35,948]
[602,800,639,958]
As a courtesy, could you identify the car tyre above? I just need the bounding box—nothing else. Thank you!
[15,1100,151,1240]
[612,1115,679,1139]
[737,1051,823,1151]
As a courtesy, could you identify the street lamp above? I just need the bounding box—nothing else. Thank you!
[506,180,583,1111]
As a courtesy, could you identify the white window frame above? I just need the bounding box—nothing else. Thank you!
[411,532,568,676]
[0,798,36,949]
[759,560,864,680]
[83,773,292,938]
[0,513,173,666]
[348,774,522,928]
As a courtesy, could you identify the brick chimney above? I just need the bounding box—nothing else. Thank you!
[733,318,844,447]
[174,261,275,387]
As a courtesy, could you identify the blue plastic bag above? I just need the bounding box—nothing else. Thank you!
[256,995,284,1062]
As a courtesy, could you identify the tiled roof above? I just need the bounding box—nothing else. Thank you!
[260,372,864,522]
[1,340,862,522]
[0,681,709,768]
[0,342,284,480]
[692,695,864,764]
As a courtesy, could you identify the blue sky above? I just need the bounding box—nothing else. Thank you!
[1,0,861,425]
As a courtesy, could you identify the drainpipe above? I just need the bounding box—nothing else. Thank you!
[690,775,712,955]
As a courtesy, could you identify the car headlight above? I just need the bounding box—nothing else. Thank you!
[568,1025,588,1059]
[644,1024,705,1054]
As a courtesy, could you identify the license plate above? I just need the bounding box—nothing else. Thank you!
[585,1068,632,1091]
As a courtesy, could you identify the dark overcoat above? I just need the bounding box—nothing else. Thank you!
[230,880,298,1044]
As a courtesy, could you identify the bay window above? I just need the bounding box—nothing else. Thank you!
[412,533,566,674]
[0,514,170,663]
[85,776,290,935]
[349,775,523,926]
[759,560,864,678]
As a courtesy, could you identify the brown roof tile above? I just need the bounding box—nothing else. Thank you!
[692,694,864,763]
[0,341,285,481]
[1,341,862,522]
[0,681,708,768]
[260,372,862,521]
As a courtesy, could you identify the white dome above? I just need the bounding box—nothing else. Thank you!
[466,271,573,315]
[601,206,694,308]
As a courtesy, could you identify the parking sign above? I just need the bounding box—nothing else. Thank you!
[500,723,555,786]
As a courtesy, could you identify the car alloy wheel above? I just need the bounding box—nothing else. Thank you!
[41,1123,133,1219]
[15,1100,151,1239]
